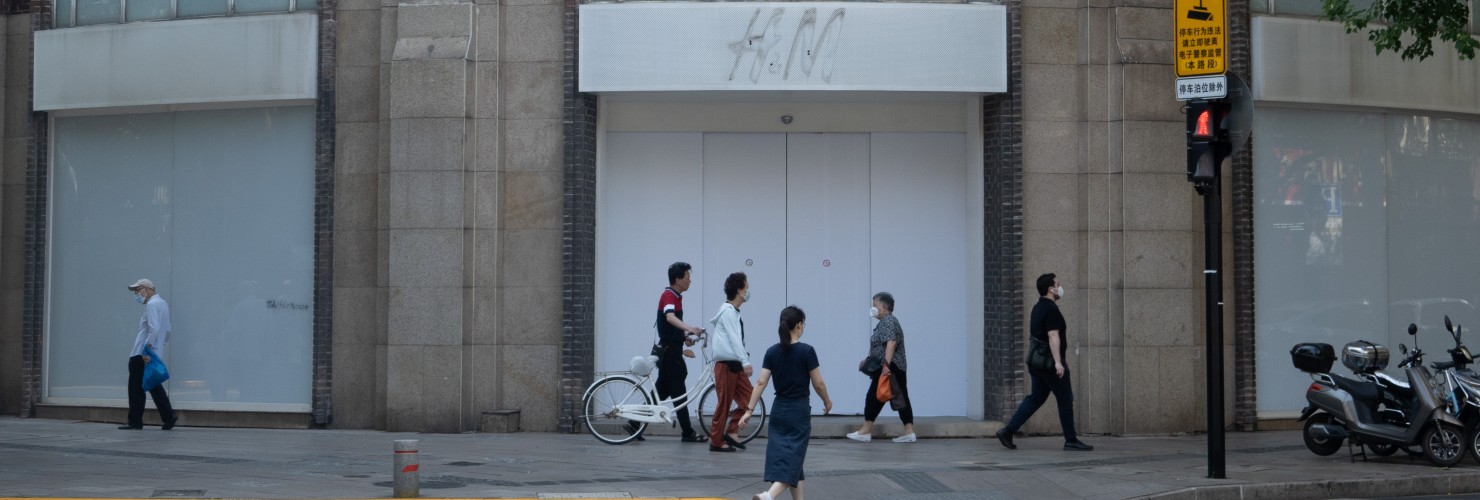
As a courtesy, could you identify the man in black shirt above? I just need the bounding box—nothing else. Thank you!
[994,272,1094,451]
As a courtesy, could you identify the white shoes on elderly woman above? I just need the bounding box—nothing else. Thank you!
[752,492,774,500]
[848,430,917,443]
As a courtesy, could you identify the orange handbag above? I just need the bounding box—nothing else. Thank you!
[876,370,893,402]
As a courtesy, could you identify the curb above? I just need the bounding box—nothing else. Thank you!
[1137,472,1480,499]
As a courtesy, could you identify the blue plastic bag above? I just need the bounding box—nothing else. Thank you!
[141,346,170,391]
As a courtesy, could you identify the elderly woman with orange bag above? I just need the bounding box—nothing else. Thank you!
[847,292,915,443]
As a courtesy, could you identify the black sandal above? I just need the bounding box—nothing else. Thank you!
[709,445,737,452]
[724,435,746,450]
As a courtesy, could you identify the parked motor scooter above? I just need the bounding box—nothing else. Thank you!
[1338,339,1416,457]
[1423,316,1480,463]
[1293,323,1468,466]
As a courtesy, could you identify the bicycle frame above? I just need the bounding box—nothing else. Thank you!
[604,333,718,425]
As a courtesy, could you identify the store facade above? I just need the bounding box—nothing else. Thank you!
[2,0,1474,434]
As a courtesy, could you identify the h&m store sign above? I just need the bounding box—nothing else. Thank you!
[579,2,1007,94]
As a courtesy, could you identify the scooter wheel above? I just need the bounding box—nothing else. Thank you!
[1366,443,1399,457]
[1303,413,1344,456]
[1422,423,1466,467]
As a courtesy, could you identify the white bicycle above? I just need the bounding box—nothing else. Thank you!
[581,332,768,445]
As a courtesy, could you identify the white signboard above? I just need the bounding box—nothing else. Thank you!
[35,14,318,112]
[1176,74,1229,101]
[579,3,1007,93]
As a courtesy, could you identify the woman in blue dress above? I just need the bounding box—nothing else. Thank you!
[739,305,833,500]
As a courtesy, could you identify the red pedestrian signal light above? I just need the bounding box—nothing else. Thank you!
[1185,100,1230,184]
[1191,108,1214,141]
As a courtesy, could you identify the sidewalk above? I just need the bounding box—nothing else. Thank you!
[3,416,1480,499]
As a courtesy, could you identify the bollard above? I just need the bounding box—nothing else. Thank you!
[393,439,419,498]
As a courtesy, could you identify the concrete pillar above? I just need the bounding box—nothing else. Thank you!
[384,0,474,433]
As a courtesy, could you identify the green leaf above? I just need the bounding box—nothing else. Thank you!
[1322,0,1477,61]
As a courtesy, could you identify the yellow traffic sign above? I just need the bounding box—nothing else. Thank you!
[1174,0,1227,77]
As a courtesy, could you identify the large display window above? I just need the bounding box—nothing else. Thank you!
[46,106,315,411]
[1256,107,1480,414]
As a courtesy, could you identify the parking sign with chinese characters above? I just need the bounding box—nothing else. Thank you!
[1174,0,1227,77]
[1176,74,1227,101]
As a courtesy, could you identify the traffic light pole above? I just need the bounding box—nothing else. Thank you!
[1200,170,1226,480]
[1187,97,1227,480]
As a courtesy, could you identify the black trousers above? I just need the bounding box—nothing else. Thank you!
[864,364,913,425]
[655,368,695,435]
[127,355,175,428]
[1004,368,1078,443]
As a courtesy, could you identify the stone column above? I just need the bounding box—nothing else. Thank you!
[493,0,563,433]
[384,0,473,433]
[330,0,384,429]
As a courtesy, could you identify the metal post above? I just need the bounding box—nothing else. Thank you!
[1203,168,1226,479]
[393,439,419,498]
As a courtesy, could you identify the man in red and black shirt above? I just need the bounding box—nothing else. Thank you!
[656,262,707,442]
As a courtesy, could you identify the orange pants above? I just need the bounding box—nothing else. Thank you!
[710,362,754,447]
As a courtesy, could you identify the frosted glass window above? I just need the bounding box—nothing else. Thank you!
[1255,108,1388,414]
[1271,0,1373,16]
[1256,107,1480,415]
[1384,115,1480,333]
[55,0,75,27]
[298,0,316,12]
[178,0,228,18]
[48,107,315,410]
[126,0,173,21]
[75,0,121,25]
[235,0,291,14]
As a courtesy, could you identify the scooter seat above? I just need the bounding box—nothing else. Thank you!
[1331,374,1382,403]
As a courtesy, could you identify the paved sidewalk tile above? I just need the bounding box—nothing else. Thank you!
[3,417,1480,499]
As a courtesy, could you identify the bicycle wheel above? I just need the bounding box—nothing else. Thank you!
[696,384,768,445]
[583,376,651,445]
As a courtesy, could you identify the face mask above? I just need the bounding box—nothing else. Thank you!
[1055,286,1065,298]
[868,306,879,319]
[743,291,751,302]
[135,294,145,304]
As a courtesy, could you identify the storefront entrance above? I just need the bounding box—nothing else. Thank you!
[596,127,973,416]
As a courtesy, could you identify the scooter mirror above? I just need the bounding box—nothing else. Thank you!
[1446,315,1454,333]
[1401,344,1409,354]
[1409,323,1419,336]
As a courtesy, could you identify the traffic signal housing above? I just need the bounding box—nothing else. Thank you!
[1186,100,1232,184]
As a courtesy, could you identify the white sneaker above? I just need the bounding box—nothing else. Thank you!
[892,433,917,443]
[846,431,872,442]
[752,492,773,500]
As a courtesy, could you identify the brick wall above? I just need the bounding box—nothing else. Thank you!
[981,0,1024,422]
[312,0,338,428]
[20,1,48,419]
[1228,0,1257,432]
[559,0,597,433]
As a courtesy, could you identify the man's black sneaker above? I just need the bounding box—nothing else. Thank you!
[118,425,142,430]
[623,422,645,441]
[994,429,1016,450]
[680,434,707,443]
[1064,441,1094,451]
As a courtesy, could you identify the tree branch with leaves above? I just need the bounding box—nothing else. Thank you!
[1322,0,1478,61]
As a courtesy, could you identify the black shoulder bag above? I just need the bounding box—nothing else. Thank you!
[1026,336,1054,371]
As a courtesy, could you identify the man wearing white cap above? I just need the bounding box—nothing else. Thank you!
[122,278,177,430]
